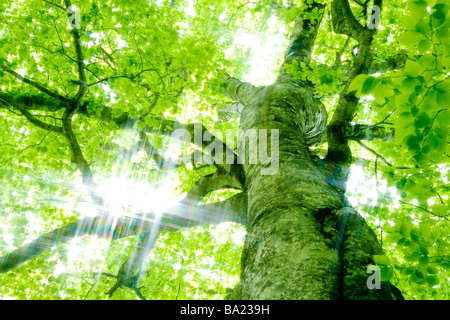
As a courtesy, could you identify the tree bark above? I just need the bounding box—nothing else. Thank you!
[224,72,402,300]
[222,1,403,300]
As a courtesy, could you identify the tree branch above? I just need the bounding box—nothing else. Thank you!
[64,0,88,110]
[369,53,408,74]
[325,0,379,182]
[145,117,244,182]
[0,192,247,273]
[348,123,394,142]
[116,131,190,170]
[107,230,158,298]
[0,131,51,167]
[0,92,245,186]
[277,1,325,81]
[331,0,366,40]
[0,97,64,134]
[42,0,66,11]
[182,171,244,207]
[334,37,351,70]
[0,63,70,102]
[87,68,161,87]
[220,73,260,107]
[354,140,392,166]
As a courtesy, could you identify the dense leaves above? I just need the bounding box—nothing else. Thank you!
[0,0,449,300]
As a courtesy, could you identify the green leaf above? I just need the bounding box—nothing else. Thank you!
[418,255,429,266]
[415,20,431,35]
[398,30,425,48]
[436,25,450,40]
[361,76,377,95]
[404,60,423,77]
[426,266,438,274]
[410,0,428,20]
[373,255,390,266]
[418,39,432,53]
[436,110,450,126]
[425,275,439,286]
[399,222,411,237]
[415,113,431,128]
[400,78,417,93]
[348,74,369,95]
[380,266,394,281]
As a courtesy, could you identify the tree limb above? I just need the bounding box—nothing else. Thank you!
[6,100,64,134]
[0,192,247,273]
[0,63,70,103]
[331,0,365,40]
[181,171,244,206]
[0,92,245,186]
[220,73,260,107]
[87,68,162,87]
[334,37,351,70]
[277,1,325,81]
[325,0,380,192]
[64,0,88,111]
[145,117,245,182]
[369,53,408,74]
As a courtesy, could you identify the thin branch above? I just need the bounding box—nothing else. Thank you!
[61,113,103,205]
[325,0,380,189]
[87,68,161,87]
[355,140,391,166]
[42,0,66,11]
[107,230,159,298]
[58,0,101,206]
[0,132,51,168]
[83,275,100,300]
[334,36,351,70]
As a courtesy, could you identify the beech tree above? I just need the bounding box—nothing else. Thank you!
[0,0,449,300]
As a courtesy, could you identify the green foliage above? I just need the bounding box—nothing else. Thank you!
[0,0,449,301]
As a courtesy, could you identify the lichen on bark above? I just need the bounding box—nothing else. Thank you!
[221,0,403,300]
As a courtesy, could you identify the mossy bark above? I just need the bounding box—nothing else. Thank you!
[232,77,343,299]
[221,0,404,300]
[224,78,402,300]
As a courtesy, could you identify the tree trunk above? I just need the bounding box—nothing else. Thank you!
[220,0,404,300]
[223,77,402,300]
[237,80,342,299]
